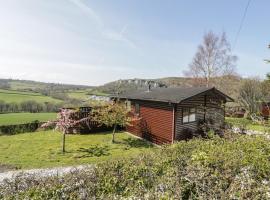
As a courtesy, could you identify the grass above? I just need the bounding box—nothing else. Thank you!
[226,117,270,132]
[0,89,61,103]
[0,113,57,125]
[0,131,154,169]
[88,89,109,96]
[68,90,89,100]
[9,81,46,91]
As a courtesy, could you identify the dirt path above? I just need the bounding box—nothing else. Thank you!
[0,165,92,183]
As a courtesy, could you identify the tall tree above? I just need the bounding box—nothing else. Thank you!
[185,31,237,87]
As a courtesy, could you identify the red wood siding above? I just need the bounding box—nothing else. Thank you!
[127,100,173,144]
[262,103,270,118]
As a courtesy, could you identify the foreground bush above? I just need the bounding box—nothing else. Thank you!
[1,134,270,199]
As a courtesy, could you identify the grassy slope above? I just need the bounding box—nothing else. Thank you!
[0,131,153,169]
[68,90,89,100]
[88,90,109,96]
[226,117,269,132]
[0,113,57,125]
[9,81,46,90]
[0,89,61,103]
[68,89,109,100]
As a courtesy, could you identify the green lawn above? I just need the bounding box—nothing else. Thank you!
[0,89,61,103]
[226,117,270,132]
[0,131,153,170]
[0,113,57,125]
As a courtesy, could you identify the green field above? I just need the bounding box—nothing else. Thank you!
[0,113,57,125]
[68,89,109,100]
[68,90,89,100]
[88,89,109,96]
[0,89,61,103]
[9,81,46,91]
[0,131,153,169]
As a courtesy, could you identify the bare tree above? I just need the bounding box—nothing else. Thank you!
[185,31,237,87]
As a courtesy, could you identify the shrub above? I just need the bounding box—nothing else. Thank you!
[0,134,270,199]
[0,121,45,135]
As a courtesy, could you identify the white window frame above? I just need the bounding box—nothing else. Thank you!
[183,107,196,124]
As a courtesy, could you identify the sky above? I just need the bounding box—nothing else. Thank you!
[0,0,269,86]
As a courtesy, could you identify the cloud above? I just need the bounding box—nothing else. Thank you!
[67,0,103,28]
[0,56,136,85]
[67,0,137,49]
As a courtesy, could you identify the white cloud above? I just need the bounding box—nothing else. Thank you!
[67,0,103,28]
[67,0,137,49]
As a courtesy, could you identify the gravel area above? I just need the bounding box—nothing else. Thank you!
[0,165,92,183]
[232,127,270,139]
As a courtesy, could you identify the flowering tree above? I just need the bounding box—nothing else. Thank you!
[92,102,131,143]
[41,108,89,153]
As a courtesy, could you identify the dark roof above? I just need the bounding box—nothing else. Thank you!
[111,87,233,103]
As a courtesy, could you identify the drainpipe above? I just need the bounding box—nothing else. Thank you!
[204,95,207,123]
[171,104,176,144]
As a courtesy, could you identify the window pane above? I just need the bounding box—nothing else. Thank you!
[126,101,131,111]
[189,113,196,122]
[183,115,189,123]
[183,108,196,123]
[183,108,189,123]
[189,108,196,122]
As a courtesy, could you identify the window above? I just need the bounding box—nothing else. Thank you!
[135,103,140,115]
[126,101,131,111]
[183,107,196,123]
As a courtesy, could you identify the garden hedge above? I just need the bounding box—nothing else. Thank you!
[0,121,43,135]
[1,133,270,199]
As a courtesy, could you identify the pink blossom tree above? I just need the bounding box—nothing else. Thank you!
[41,108,90,153]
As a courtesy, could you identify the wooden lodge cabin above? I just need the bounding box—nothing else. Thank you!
[113,87,233,144]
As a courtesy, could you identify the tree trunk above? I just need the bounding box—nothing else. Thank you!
[112,124,117,143]
[62,131,66,153]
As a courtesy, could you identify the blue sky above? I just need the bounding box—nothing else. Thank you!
[0,0,269,85]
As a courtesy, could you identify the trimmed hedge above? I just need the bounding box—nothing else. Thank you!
[0,121,42,135]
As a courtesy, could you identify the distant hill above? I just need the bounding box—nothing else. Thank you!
[97,76,242,101]
[0,79,93,92]
[0,77,243,103]
[0,79,96,107]
[0,89,62,104]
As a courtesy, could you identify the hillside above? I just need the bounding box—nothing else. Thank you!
[0,77,242,103]
[0,79,93,91]
[0,79,96,104]
[97,76,242,100]
[0,89,62,103]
